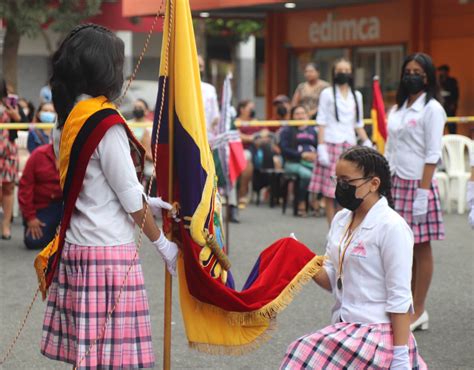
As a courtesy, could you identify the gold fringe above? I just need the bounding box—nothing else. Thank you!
[193,254,326,326]
[188,318,277,355]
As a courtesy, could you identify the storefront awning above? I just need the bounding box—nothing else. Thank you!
[123,0,381,18]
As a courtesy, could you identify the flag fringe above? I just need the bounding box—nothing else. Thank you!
[193,255,326,326]
[188,318,277,355]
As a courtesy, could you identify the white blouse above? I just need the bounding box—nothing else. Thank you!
[385,93,446,180]
[317,86,364,145]
[323,197,414,324]
[65,124,144,246]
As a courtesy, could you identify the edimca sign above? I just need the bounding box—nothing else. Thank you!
[309,13,381,43]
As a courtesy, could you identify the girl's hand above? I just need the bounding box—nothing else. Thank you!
[413,188,429,224]
[317,144,330,167]
[152,231,178,276]
[390,345,410,370]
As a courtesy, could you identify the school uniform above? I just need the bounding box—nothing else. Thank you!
[386,93,446,244]
[308,86,364,198]
[40,97,154,369]
[281,197,427,369]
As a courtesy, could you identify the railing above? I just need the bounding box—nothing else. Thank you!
[1,116,473,130]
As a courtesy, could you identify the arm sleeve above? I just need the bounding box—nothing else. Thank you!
[380,220,415,314]
[211,87,220,123]
[354,91,364,128]
[279,128,302,161]
[18,152,37,221]
[97,124,144,213]
[316,89,330,126]
[423,102,446,164]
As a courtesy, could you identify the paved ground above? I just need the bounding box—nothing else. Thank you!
[1,204,473,369]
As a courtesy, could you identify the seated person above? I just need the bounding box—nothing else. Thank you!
[236,99,279,205]
[18,143,62,249]
[27,102,55,153]
[279,105,318,216]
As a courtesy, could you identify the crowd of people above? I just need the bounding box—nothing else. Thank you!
[0,22,472,369]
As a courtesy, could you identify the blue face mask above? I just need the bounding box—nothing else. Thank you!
[39,111,56,123]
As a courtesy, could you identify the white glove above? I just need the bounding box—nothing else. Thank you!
[289,233,298,240]
[317,144,330,167]
[362,139,373,148]
[147,196,173,217]
[152,231,178,276]
[390,345,410,370]
[413,188,430,225]
[469,205,474,229]
[467,181,474,207]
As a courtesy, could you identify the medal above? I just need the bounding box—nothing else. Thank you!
[337,277,343,290]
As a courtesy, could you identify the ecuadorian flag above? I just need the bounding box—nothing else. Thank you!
[153,0,324,353]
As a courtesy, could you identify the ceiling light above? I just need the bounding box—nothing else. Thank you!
[200,12,210,18]
[284,2,296,8]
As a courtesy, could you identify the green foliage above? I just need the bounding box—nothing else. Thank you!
[0,0,103,36]
[201,18,263,42]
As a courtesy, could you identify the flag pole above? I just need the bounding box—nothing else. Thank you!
[163,1,174,368]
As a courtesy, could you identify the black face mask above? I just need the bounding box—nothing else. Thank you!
[335,179,371,211]
[133,108,145,119]
[334,72,352,85]
[276,105,288,117]
[249,109,256,119]
[402,74,425,95]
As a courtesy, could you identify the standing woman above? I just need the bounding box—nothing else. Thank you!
[308,58,372,225]
[385,53,446,331]
[0,78,21,240]
[291,63,329,119]
[39,24,178,369]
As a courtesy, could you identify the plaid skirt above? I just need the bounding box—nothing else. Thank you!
[0,130,19,183]
[280,322,427,370]
[392,175,445,244]
[41,242,155,369]
[308,142,352,198]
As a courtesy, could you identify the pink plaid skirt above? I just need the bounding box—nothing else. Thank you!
[308,142,352,198]
[392,175,445,244]
[41,242,155,369]
[280,322,427,370]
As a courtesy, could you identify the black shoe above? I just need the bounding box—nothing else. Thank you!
[230,206,240,223]
[2,234,12,240]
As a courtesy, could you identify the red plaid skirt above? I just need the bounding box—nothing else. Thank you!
[280,322,427,370]
[0,130,19,183]
[308,142,352,198]
[41,243,155,369]
[392,175,445,244]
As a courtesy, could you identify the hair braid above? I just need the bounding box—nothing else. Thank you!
[340,146,394,208]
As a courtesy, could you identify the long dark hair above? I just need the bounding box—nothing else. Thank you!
[0,78,7,100]
[396,53,440,109]
[340,146,394,208]
[50,24,125,127]
[331,58,360,123]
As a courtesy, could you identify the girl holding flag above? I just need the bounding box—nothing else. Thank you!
[281,146,426,369]
[38,24,178,369]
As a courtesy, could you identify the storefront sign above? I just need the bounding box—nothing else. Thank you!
[309,13,380,44]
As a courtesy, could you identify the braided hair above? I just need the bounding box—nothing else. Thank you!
[332,58,360,123]
[340,146,394,208]
[50,23,125,127]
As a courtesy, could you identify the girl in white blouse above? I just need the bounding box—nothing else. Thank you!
[309,58,372,225]
[282,147,426,370]
[385,53,446,332]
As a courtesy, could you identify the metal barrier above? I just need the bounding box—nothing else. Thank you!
[1,116,473,130]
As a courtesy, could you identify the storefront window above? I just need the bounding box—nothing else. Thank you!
[354,45,405,115]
